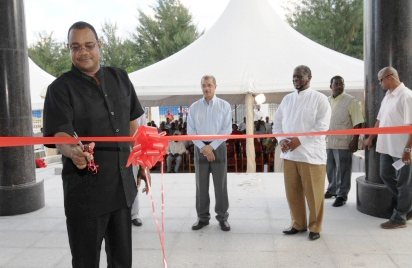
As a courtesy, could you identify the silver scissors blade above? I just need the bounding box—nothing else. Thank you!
[73,132,83,147]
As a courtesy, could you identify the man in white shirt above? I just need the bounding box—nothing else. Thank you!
[272,65,331,241]
[187,75,232,232]
[166,132,187,173]
[254,105,264,121]
[364,67,412,229]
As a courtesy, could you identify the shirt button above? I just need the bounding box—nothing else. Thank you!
[111,112,114,115]
[116,129,120,133]
[104,94,108,97]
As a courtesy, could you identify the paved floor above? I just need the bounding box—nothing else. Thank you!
[1,165,412,268]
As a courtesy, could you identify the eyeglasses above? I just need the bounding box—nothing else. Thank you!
[69,42,98,53]
[379,73,393,83]
[293,74,306,79]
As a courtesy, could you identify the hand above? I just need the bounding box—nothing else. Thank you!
[280,139,290,153]
[205,151,215,162]
[348,138,358,153]
[363,137,373,150]
[71,142,95,169]
[137,167,151,195]
[200,145,213,156]
[287,137,301,151]
[402,151,411,165]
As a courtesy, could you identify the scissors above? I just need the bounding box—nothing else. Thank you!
[73,132,99,175]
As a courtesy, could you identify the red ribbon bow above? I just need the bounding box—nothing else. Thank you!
[126,126,168,169]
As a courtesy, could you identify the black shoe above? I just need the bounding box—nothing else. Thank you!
[324,191,336,199]
[332,197,346,207]
[282,227,307,235]
[407,211,412,221]
[219,221,231,231]
[132,218,142,227]
[309,232,320,240]
[192,220,209,230]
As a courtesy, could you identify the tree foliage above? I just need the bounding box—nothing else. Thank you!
[133,0,203,69]
[285,0,363,59]
[28,0,201,74]
[99,20,139,73]
[28,31,71,77]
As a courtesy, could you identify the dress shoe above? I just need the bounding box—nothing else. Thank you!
[132,218,142,227]
[192,220,209,230]
[407,211,412,221]
[380,220,407,229]
[332,197,346,207]
[282,227,307,235]
[324,191,336,199]
[309,232,320,240]
[219,221,231,231]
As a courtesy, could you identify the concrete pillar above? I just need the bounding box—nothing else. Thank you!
[0,0,45,215]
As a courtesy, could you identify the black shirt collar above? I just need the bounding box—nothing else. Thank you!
[70,64,103,83]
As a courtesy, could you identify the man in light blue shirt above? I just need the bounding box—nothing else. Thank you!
[187,75,232,231]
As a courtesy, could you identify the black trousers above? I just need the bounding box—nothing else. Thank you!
[66,207,132,268]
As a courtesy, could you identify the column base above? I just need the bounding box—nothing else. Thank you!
[0,180,45,216]
[356,176,394,219]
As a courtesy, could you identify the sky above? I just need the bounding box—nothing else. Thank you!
[24,0,290,45]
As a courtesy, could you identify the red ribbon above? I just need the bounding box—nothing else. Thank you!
[125,126,168,267]
[144,165,167,268]
[2,125,412,148]
[126,126,168,169]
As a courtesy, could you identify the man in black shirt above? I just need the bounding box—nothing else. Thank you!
[43,21,144,268]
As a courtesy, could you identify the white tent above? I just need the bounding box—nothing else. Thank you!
[129,0,364,107]
[29,58,55,110]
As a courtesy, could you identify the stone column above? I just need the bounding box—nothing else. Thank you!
[0,0,45,215]
[357,0,412,218]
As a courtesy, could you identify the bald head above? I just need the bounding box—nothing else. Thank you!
[378,67,399,80]
[378,66,401,91]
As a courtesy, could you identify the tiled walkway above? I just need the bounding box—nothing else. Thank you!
[1,165,411,267]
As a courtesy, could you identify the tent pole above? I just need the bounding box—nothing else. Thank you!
[234,104,237,123]
[148,107,152,122]
[245,93,256,173]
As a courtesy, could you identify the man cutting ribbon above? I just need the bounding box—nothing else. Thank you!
[43,21,145,267]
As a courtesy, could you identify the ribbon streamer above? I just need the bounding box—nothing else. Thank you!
[1,125,412,148]
[144,166,167,268]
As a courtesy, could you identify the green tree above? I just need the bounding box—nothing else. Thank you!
[133,0,203,69]
[100,20,139,73]
[285,0,363,59]
[28,31,71,77]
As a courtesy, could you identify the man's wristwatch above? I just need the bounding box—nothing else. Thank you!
[404,148,412,153]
